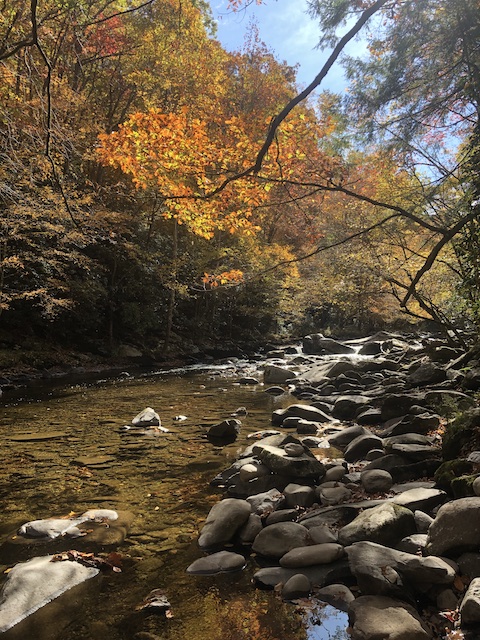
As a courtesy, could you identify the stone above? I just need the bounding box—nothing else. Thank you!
[252,522,311,559]
[338,502,416,547]
[460,577,480,624]
[282,574,311,600]
[425,497,480,557]
[263,365,295,384]
[247,488,285,515]
[283,483,315,508]
[361,469,393,494]
[238,462,270,482]
[317,486,352,506]
[264,386,286,396]
[326,425,369,449]
[237,514,263,544]
[366,449,385,461]
[357,408,384,425]
[308,525,338,544]
[253,560,352,590]
[132,407,160,427]
[265,509,298,525]
[207,419,241,439]
[396,534,428,555]
[414,510,434,534]
[303,334,356,355]
[408,362,447,387]
[380,394,425,421]
[436,589,458,611]
[283,443,305,457]
[344,434,384,463]
[253,444,325,479]
[0,555,99,633]
[457,552,480,579]
[348,595,432,639]
[198,499,251,549]
[391,488,447,513]
[474,476,480,496]
[332,396,371,421]
[390,444,441,462]
[186,551,246,575]
[323,466,347,482]
[279,543,344,568]
[283,404,332,424]
[316,584,355,611]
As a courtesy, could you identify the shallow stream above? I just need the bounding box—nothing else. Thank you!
[0,363,349,640]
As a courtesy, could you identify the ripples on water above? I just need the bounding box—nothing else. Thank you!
[0,364,349,640]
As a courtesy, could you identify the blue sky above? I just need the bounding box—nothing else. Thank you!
[210,0,354,93]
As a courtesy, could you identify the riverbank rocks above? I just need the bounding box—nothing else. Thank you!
[338,503,416,546]
[425,497,480,556]
[279,543,344,568]
[263,365,295,384]
[186,551,246,575]
[132,407,160,427]
[253,443,325,479]
[252,522,311,558]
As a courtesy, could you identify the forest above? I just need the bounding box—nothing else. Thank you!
[1,0,479,364]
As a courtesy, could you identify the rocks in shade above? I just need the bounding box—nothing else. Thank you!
[317,486,352,506]
[198,498,251,550]
[238,377,260,385]
[474,476,480,496]
[239,462,270,482]
[253,561,352,590]
[237,514,263,544]
[396,534,428,555]
[425,497,480,557]
[264,386,286,396]
[282,574,311,600]
[326,425,369,449]
[283,404,332,424]
[332,396,371,421]
[361,469,393,494]
[252,522,311,559]
[132,407,160,427]
[265,509,298,526]
[338,503,416,547]
[344,434,384,463]
[457,553,480,579]
[414,510,434,533]
[309,525,338,544]
[279,543,344,568]
[323,465,347,483]
[408,362,447,387]
[0,555,99,633]
[460,578,480,624]
[186,551,246,575]
[348,595,432,640]
[303,334,356,355]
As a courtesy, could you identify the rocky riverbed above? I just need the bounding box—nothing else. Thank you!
[188,331,480,640]
[2,330,480,639]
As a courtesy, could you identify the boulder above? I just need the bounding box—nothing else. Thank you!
[303,334,355,355]
[332,396,371,421]
[247,488,285,515]
[253,444,325,479]
[198,499,251,549]
[344,434,384,463]
[425,497,480,557]
[263,365,295,384]
[207,418,241,439]
[360,469,393,494]
[132,407,160,427]
[391,488,447,513]
[460,577,480,624]
[282,574,311,600]
[252,522,311,559]
[408,362,447,387]
[279,543,344,568]
[348,595,432,640]
[338,502,416,547]
[316,584,355,611]
[283,483,316,508]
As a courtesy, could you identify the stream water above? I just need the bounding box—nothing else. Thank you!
[0,362,349,640]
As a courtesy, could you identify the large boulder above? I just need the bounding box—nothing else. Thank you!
[198,498,251,549]
[263,365,295,384]
[279,543,344,568]
[303,334,355,355]
[425,497,480,557]
[338,502,416,547]
[253,444,325,479]
[348,595,432,640]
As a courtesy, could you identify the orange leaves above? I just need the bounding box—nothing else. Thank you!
[97,108,267,239]
[202,269,244,289]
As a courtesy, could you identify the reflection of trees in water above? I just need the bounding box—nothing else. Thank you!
[301,600,350,640]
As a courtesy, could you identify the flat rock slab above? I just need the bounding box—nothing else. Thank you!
[253,559,352,589]
[9,432,67,442]
[0,511,135,563]
[0,555,99,633]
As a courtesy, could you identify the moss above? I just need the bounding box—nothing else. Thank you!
[442,408,480,460]
[451,474,480,498]
[434,459,474,492]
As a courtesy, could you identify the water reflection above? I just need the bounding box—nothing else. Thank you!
[0,369,349,640]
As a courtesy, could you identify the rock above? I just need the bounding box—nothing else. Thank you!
[338,502,416,547]
[207,418,241,440]
[380,394,425,421]
[263,365,295,384]
[264,386,286,396]
[332,396,371,421]
[282,574,311,599]
[344,434,384,463]
[323,465,347,482]
[425,497,480,557]
[391,488,447,513]
[308,525,338,544]
[186,551,246,575]
[348,595,432,639]
[198,499,251,549]
[408,362,447,387]
[457,552,480,579]
[396,534,428,555]
[460,577,480,624]
[317,486,352,506]
[0,555,99,633]
[381,413,441,437]
[436,588,458,611]
[390,444,441,462]
[356,408,384,425]
[299,505,359,529]
[253,444,325,479]
[253,560,352,589]
[132,407,160,427]
[316,583,355,611]
[279,543,344,568]
[361,469,393,494]
[283,443,305,457]
[414,510,434,533]
[303,334,356,355]
[252,522,311,559]
[238,462,270,482]
[346,541,456,598]
[265,509,298,525]
[283,404,332,424]
[238,377,260,385]
[326,425,369,449]
[283,483,315,508]
[237,514,263,544]
[247,488,285,515]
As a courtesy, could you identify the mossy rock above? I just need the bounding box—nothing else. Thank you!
[442,408,480,460]
[451,474,480,499]
[434,459,474,493]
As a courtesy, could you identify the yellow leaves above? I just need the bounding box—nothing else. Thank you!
[202,270,244,289]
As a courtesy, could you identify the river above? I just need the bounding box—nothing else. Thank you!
[0,361,349,640]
